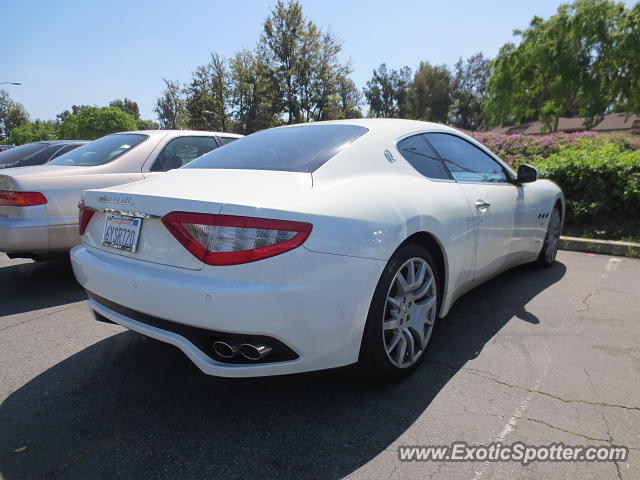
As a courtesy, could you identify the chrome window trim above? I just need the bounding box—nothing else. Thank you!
[421,131,518,186]
[393,132,455,182]
[454,180,516,186]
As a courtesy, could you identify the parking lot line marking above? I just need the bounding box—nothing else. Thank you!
[605,258,622,272]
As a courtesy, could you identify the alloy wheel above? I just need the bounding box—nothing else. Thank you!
[545,208,561,264]
[382,257,437,368]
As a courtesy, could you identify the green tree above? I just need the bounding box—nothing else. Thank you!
[334,75,363,119]
[0,90,29,142]
[154,79,189,129]
[109,98,140,119]
[486,0,626,131]
[186,53,230,131]
[137,119,160,130]
[9,120,57,145]
[209,53,230,132]
[363,64,412,118]
[305,36,361,120]
[259,0,305,123]
[56,105,90,124]
[406,62,452,123]
[259,0,352,123]
[58,106,137,140]
[229,49,278,133]
[450,53,491,130]
[616,2,640,113]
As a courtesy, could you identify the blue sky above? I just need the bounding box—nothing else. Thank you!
[4,0,584,121]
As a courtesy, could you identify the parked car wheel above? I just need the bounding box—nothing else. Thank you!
[359,244,440,382]
[538,205,562,267]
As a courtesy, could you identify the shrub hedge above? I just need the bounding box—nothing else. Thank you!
[536,144,640,240]
[470,133,640,240]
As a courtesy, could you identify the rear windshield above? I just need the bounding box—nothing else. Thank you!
[186,124,368,173]
[0,143,62,168]
[49,134,148,166]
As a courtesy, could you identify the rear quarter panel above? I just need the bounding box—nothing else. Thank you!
[221,171,476,310]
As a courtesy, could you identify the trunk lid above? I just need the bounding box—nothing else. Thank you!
[0,165,101,182]
[81,168,313,270]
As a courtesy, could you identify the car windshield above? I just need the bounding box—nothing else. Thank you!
[186,124,368,173]
[49,134,148,166]
[0,143,62,168]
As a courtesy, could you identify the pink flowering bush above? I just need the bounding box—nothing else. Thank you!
[470,131,640,166]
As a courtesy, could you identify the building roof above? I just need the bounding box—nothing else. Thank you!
[484,112,640,136]
[520,121,545,135]
[490,126,515,135]
[592,113,640,131]
[557,117,588,132]
[485,117,589,135]
[523,118,588,135]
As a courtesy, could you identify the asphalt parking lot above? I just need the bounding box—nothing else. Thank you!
[0,250,638,479]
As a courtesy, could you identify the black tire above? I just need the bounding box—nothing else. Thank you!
[537,205,562,268]
[358,243,440,382]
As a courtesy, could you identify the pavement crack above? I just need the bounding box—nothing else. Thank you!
[425,359,494,378]
[518,416,609,442]
[460,407,639,451]
[599,402,624,480]
[0,305,80,333]
[577,287,601,312]
[464,370,640,412]
[426,463,443,479]
[47,432,116,477]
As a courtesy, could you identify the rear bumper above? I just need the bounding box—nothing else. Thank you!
[0,208,49,254]
[71,244,386,377]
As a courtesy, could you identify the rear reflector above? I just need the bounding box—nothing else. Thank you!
[78,200,96,235]
[162,212,313,265]
[0,190,47,206]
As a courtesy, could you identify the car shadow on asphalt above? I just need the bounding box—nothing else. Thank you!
[0,262,566,479]
[0,257,86,317]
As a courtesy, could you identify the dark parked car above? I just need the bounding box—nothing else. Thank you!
[0,140,88,169]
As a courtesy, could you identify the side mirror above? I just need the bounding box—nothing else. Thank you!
[517,164,538,183]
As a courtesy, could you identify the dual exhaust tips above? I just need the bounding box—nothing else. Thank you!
[212,341,272,361]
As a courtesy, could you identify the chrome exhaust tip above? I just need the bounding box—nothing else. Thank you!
[239,343,273,360]
[212,341,237,359]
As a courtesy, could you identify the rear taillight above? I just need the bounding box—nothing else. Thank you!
[78,200,96,235]
[162,212,313,265]
[0,190,47,206]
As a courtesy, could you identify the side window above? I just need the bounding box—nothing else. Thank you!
[151,136,219,172]
[49,144,81,160]
[425,133,509,183]
[396,134,450,180]
[218,136,238,145]
[24,144,70,166]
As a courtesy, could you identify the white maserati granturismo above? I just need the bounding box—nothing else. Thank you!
[70,119,564,381]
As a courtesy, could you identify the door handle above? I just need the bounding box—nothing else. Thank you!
[475,200,491,209]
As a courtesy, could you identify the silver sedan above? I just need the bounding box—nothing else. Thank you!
[0,130,241,260]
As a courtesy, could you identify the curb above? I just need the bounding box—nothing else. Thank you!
[560,236,640,258]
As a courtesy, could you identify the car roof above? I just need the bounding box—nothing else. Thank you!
[288,118,517,181]
[275,118,461,138]
[114,130,244,138]
[30,140,89,145]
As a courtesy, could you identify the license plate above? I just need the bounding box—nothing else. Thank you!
[102,213,142,253]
